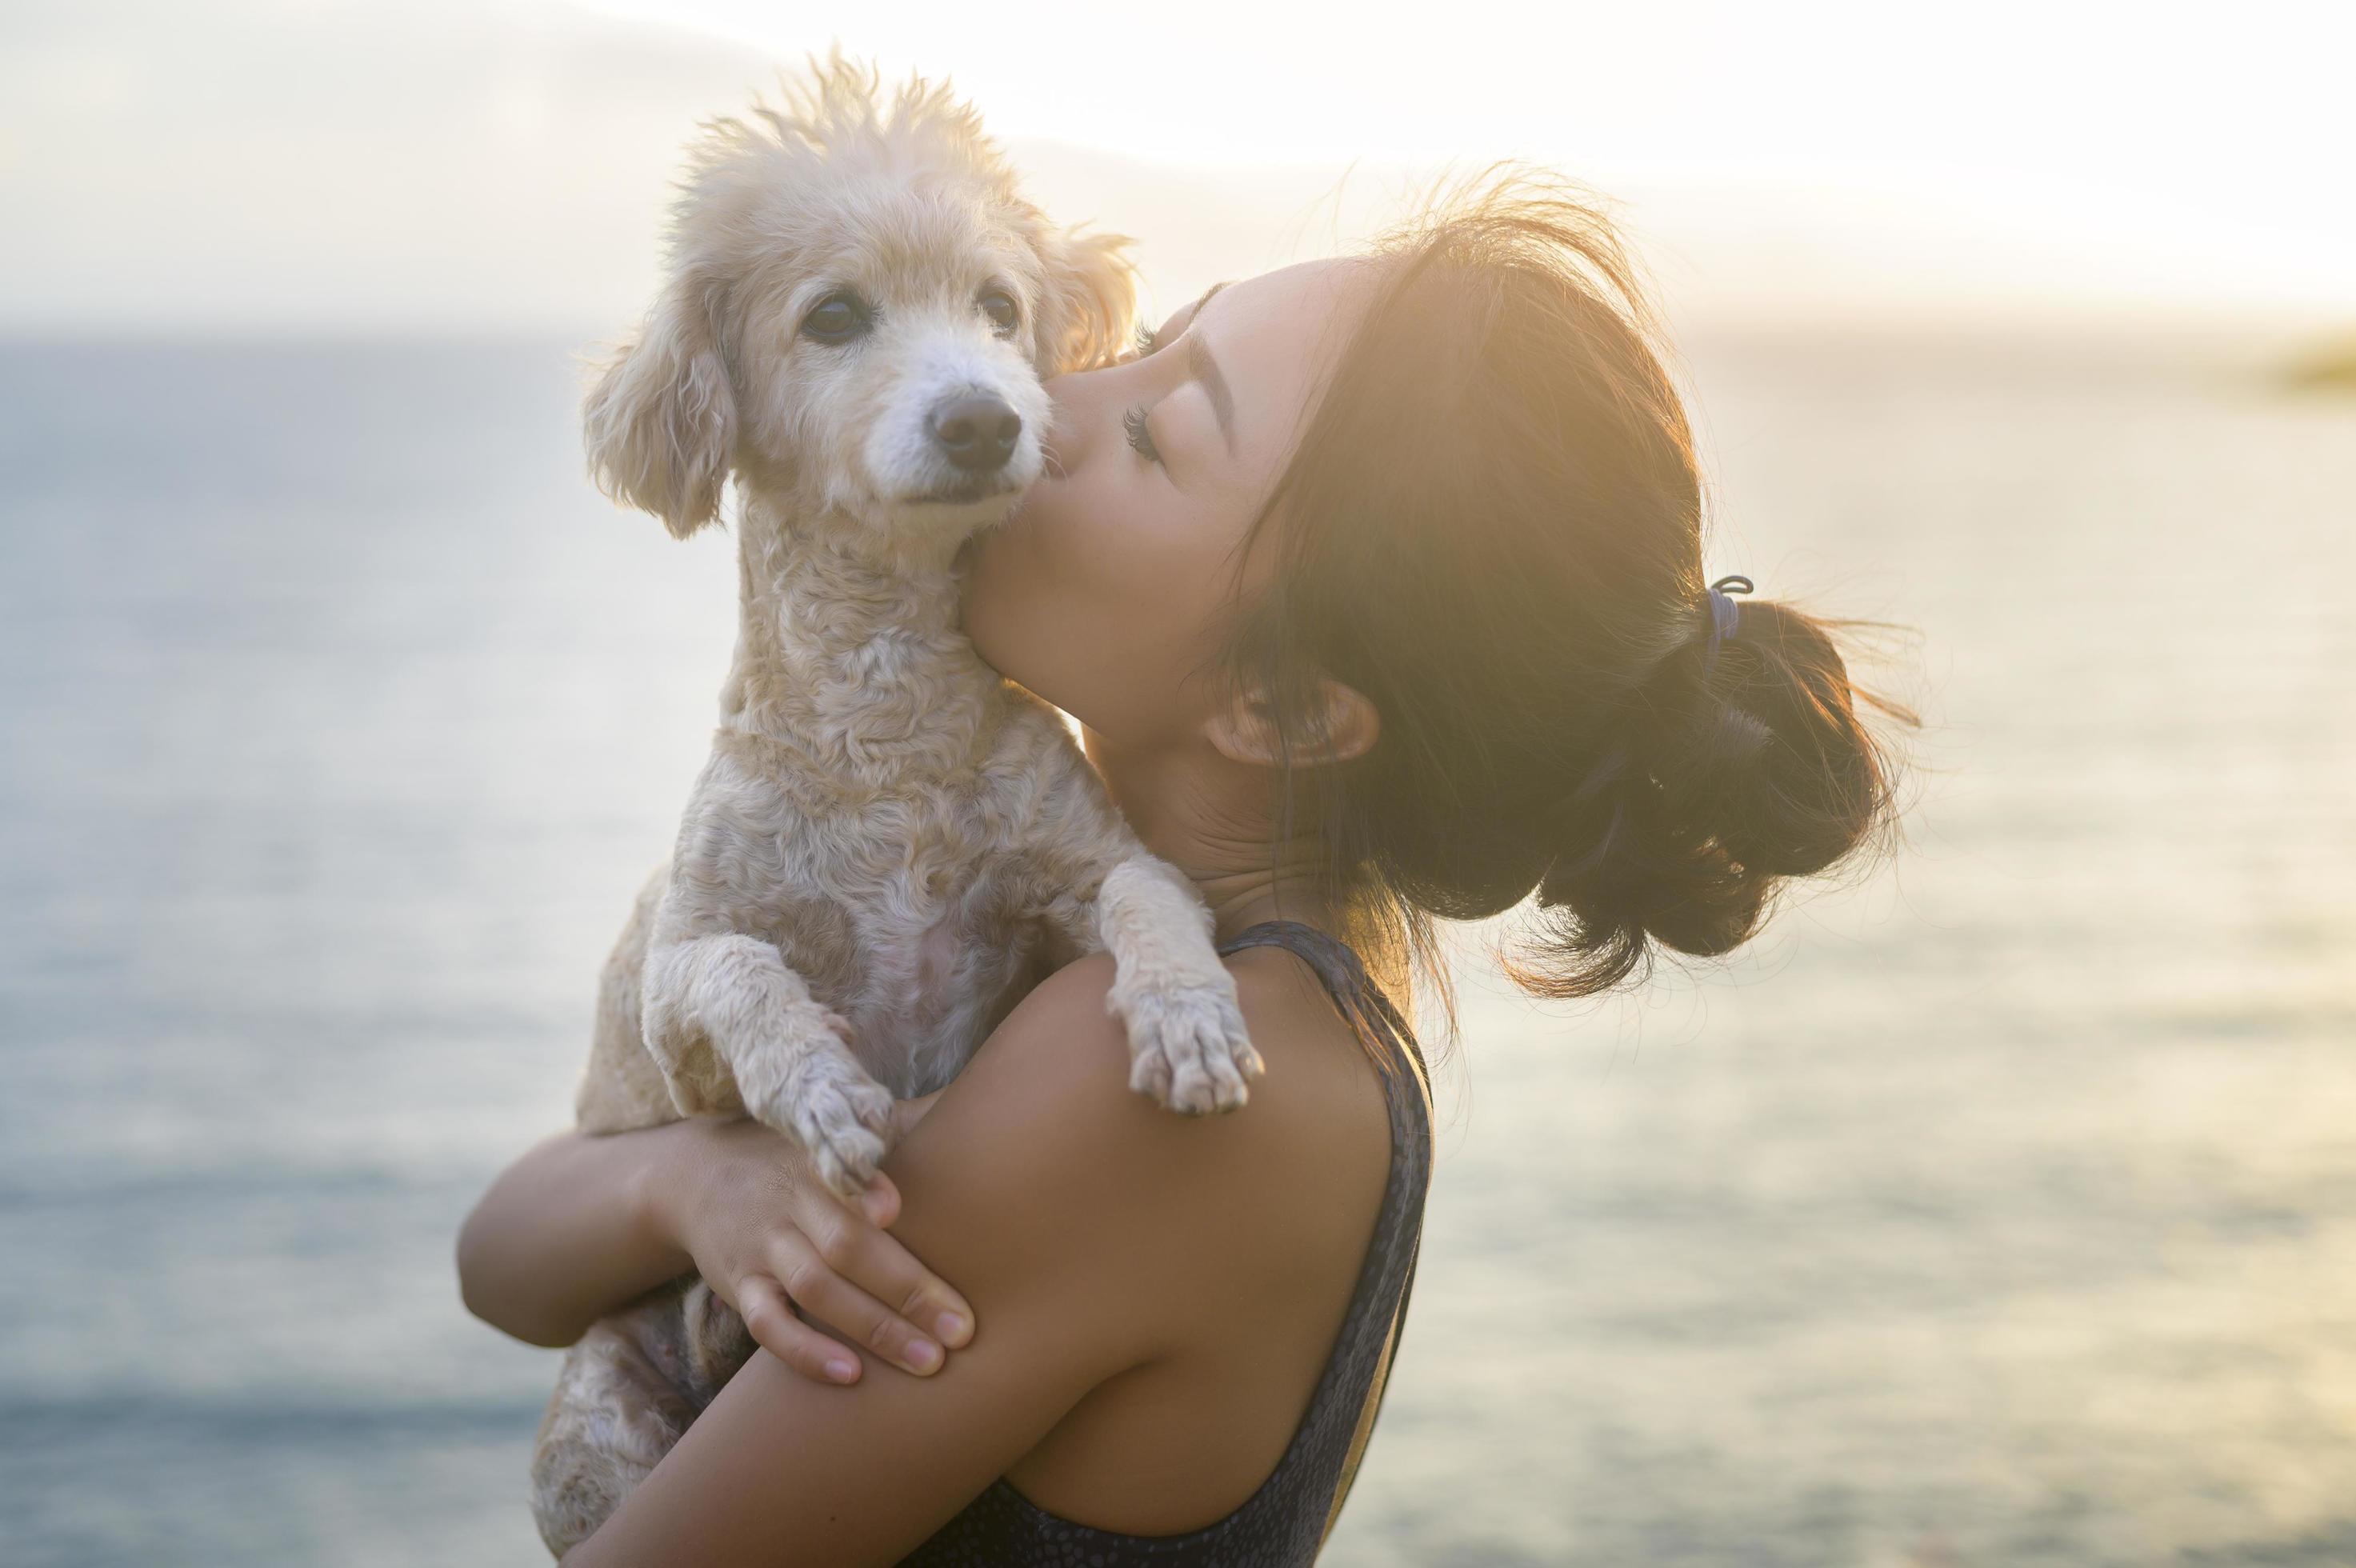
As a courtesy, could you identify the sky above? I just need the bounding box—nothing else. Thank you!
[2,0,2350,336]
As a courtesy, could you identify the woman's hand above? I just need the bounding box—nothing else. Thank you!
[649,1101,969,1385]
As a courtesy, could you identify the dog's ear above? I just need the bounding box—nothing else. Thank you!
[583,274,736,539]
[1038,229,1139,377]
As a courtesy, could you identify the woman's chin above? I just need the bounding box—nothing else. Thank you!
[954,541,1021,676]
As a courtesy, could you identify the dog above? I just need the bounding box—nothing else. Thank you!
[527,57,1265,1554]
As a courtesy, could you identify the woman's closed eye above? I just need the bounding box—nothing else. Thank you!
[1122,406,1163,466]
[1118,290,1220,471]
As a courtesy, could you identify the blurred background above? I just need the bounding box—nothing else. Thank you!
[3,2,2352,1563]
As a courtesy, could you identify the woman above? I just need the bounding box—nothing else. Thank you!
[458,177,1905,1564]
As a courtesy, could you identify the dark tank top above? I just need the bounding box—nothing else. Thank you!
[901,920,1434,1566]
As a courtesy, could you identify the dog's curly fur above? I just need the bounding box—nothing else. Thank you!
[527,57,1263,1554]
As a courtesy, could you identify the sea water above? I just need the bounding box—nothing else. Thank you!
[1,331,2349,1566]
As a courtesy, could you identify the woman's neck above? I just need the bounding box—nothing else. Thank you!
[1081,725,1333,944]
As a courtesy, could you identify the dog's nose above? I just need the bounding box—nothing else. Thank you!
[930,395,1022,474]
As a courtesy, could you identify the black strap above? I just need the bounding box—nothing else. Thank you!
[1215,921,1432,1534]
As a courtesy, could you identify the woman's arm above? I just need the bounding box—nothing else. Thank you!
[456,1121,694,1348]
[457,1103,970,1382]
[563,954,1278,1566]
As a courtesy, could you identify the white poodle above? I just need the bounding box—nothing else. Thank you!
[528,57,1263,1553]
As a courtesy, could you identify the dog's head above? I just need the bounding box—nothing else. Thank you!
[585,55,1137,550]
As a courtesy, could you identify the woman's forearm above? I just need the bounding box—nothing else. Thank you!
[456,1124,695,1347]
[461,1108,975,1386]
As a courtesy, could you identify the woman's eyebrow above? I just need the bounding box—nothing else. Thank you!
[1190,331,1236,455]
[1185,281,1235,454]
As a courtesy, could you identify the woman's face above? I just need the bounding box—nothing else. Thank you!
[962,257,1374,748]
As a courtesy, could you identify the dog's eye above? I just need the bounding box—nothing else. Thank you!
[801,292,871,345]
[978,289,1020,336]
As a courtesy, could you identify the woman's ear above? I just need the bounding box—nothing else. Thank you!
[582,273,736,539]
[1038,228,1139,376]
[1205,680,1381,769]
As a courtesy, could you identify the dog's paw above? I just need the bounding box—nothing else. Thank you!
[1111,973,1263,1116]
[773,1042,896,1198]
[793,1076,894,1197]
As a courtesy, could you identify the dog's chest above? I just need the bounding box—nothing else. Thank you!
[757,790,1040,1098]
[840,869,1039,1098]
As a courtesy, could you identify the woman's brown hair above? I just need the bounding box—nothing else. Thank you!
[1226,169,1912,1004]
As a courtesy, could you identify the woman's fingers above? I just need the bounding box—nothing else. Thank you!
[771,1231,956,1376]
[796,1178,974,1351]
[890,1091,945,1143]
[735,1274,861,1386]
[856,1171,901,1229]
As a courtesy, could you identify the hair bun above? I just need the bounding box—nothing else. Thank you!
[1519,598,1898,997]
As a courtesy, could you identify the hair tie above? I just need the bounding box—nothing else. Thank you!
[1701,574,1754,660]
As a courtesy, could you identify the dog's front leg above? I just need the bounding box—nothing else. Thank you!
[642,933,895,1194]
[1066,855,1264,1115]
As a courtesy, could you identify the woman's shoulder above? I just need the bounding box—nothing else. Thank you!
[888,943,1393,1294]
[994,943,1389,1160]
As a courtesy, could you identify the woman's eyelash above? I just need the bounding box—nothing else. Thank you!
[1122,406,1162,466]
[1130,322,1160,359]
